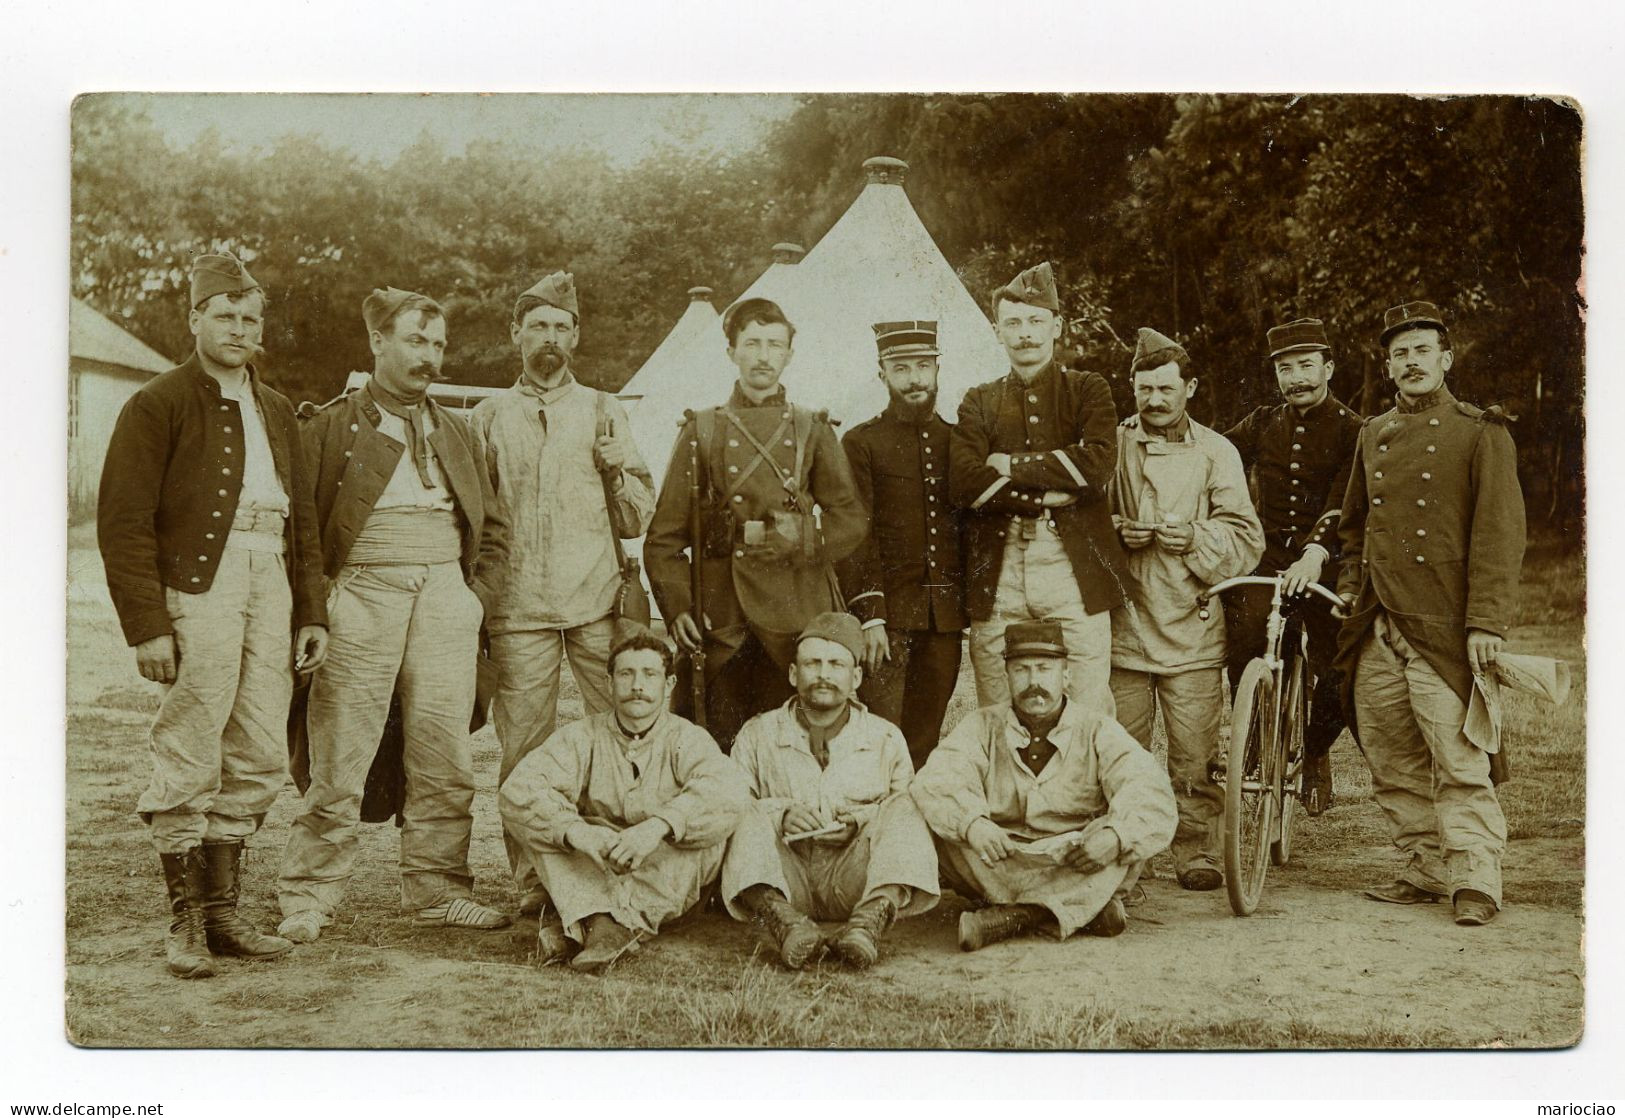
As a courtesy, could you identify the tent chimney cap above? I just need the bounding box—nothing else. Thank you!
[771,243,806,264]
[686,286,715,302]
[863,156,910,185]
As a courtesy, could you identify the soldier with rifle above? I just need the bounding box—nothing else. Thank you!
[644,297,867,751]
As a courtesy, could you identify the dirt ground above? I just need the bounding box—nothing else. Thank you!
[63,529,1586,1049]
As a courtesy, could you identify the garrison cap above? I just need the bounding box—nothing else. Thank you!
[1003,620,1068,660]
[516,271,579,323]
[873,320,940,360]
[190,252,260,309]
[362,287,437,335]
[722,297,791,344]
[1267,317,1332,359]
[1130,326,1188,371]
[1380,301,1448,348]
[991,261,1060,315]
[797,611,865,664]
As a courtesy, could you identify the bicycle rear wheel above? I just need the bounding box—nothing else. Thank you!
[1271,656,1307,867]
[1225,659,1276,915]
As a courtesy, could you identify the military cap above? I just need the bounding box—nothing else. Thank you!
[1003,620,1068,660]
[1131,326,1188,371]
[516,271,579,323]
[1267,317,1332,359]
[722,297,792,344]
[796,611,864,664]
[991,261,1060,314]
[190,252,260,309]
[1379,301,1448,348]
[873,320,940,360]
[362,287,437,335]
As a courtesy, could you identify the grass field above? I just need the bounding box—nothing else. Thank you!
[63,528,1586,1050]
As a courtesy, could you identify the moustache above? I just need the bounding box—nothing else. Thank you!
[1018,686,1053,701]
[1013,340,1043,350]
[410,363,439,379]
[1284,384,1315,392]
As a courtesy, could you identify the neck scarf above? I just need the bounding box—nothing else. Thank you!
[1014,699,1065,774]
[366,378,435,489]
[795,702,851,769]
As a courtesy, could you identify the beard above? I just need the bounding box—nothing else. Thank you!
[888,384,939,419]
[526,343,568,378]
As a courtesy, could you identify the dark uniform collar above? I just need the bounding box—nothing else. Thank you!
[183,351,265,400]
[1395,385,1456,414]
[729,382,789,410]
[1004,359,1058,390]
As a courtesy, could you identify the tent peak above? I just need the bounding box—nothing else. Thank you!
[770,242,806,264]
[686,286,715,302]
[862,156,909,185]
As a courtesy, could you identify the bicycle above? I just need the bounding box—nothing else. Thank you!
[1196,575,1347,916]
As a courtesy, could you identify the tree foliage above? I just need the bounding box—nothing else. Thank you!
[71,93,1582,528]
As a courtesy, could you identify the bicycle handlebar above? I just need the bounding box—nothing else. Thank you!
[1196,575,1350,620]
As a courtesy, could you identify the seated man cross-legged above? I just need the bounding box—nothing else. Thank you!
[498,630,750,972]
[722,612,940,969]
[912,621,1177,950]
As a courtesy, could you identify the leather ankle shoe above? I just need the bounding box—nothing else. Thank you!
[1363,880,1446,905]
[1453,889,1497,926]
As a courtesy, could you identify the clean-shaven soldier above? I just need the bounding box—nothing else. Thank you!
[723,613,940,970]
[499,630,749,972]
[644,298,867,750]
[1109,328,1263,891]
[98,251,328,978]
[912,621,1176,951]
[950,262,1129,714]
[838,320,967,767]
[277,288,511,941]
[1222,317,1363,814]
[1336,302,1526,927]
[469,272,655,915]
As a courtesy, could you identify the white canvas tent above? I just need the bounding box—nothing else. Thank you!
[627,158,1008,491]
[617,286,720,417]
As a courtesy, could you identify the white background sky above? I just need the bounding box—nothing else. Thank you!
[6,0,1622,1109]
[123,92,798,163]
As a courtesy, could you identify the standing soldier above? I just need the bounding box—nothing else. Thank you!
[1337,302,1525,927]
[1110,328,1263,891]
[469,272,656,915]
[950,262,1129,714]
[1222,318,1363,814]
[276,287,512,942]
[644,298,867,750]
[838,320,966,767]
[98,251,328,978]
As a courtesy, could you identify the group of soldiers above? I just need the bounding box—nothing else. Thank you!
[96,249,1526,980]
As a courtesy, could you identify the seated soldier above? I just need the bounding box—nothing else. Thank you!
[498,630,750,973]
[722,612,939,969]
[912,621,1177,950]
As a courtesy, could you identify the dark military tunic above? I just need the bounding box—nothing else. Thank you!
[645,384,867,748]
[1223,394,1363,572]
[838,403,966,765]
[1335,387,1527,721]
[949,361,1129,618]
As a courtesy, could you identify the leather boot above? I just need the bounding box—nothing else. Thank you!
[743,886,822,969]
[957,903,1049,952]
[158,848,217,979]
[832,895,897,969]
[200,841,292,959]
[570,913,642,973]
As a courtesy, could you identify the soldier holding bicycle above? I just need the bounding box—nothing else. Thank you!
[1222,318,1363,814]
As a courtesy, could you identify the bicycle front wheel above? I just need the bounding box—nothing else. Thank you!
[1272,655,1307,867]
[1225,659,1276,915]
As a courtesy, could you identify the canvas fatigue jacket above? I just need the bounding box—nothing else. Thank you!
[1335,386,1526,718]
[98,353,326,646]
[837,404,966,632]
[300,381,510,616]
[911,700,1176,859]
[731,699,915,830]
[949,361,1129,620]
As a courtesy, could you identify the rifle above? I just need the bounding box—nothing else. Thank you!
[683,408,707,728]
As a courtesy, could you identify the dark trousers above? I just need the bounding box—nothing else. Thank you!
[1223,580,1347,756]
[672,627,794,754]
[858,628,963,770]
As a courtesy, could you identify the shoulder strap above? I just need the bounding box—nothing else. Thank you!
[791,406,818,490]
